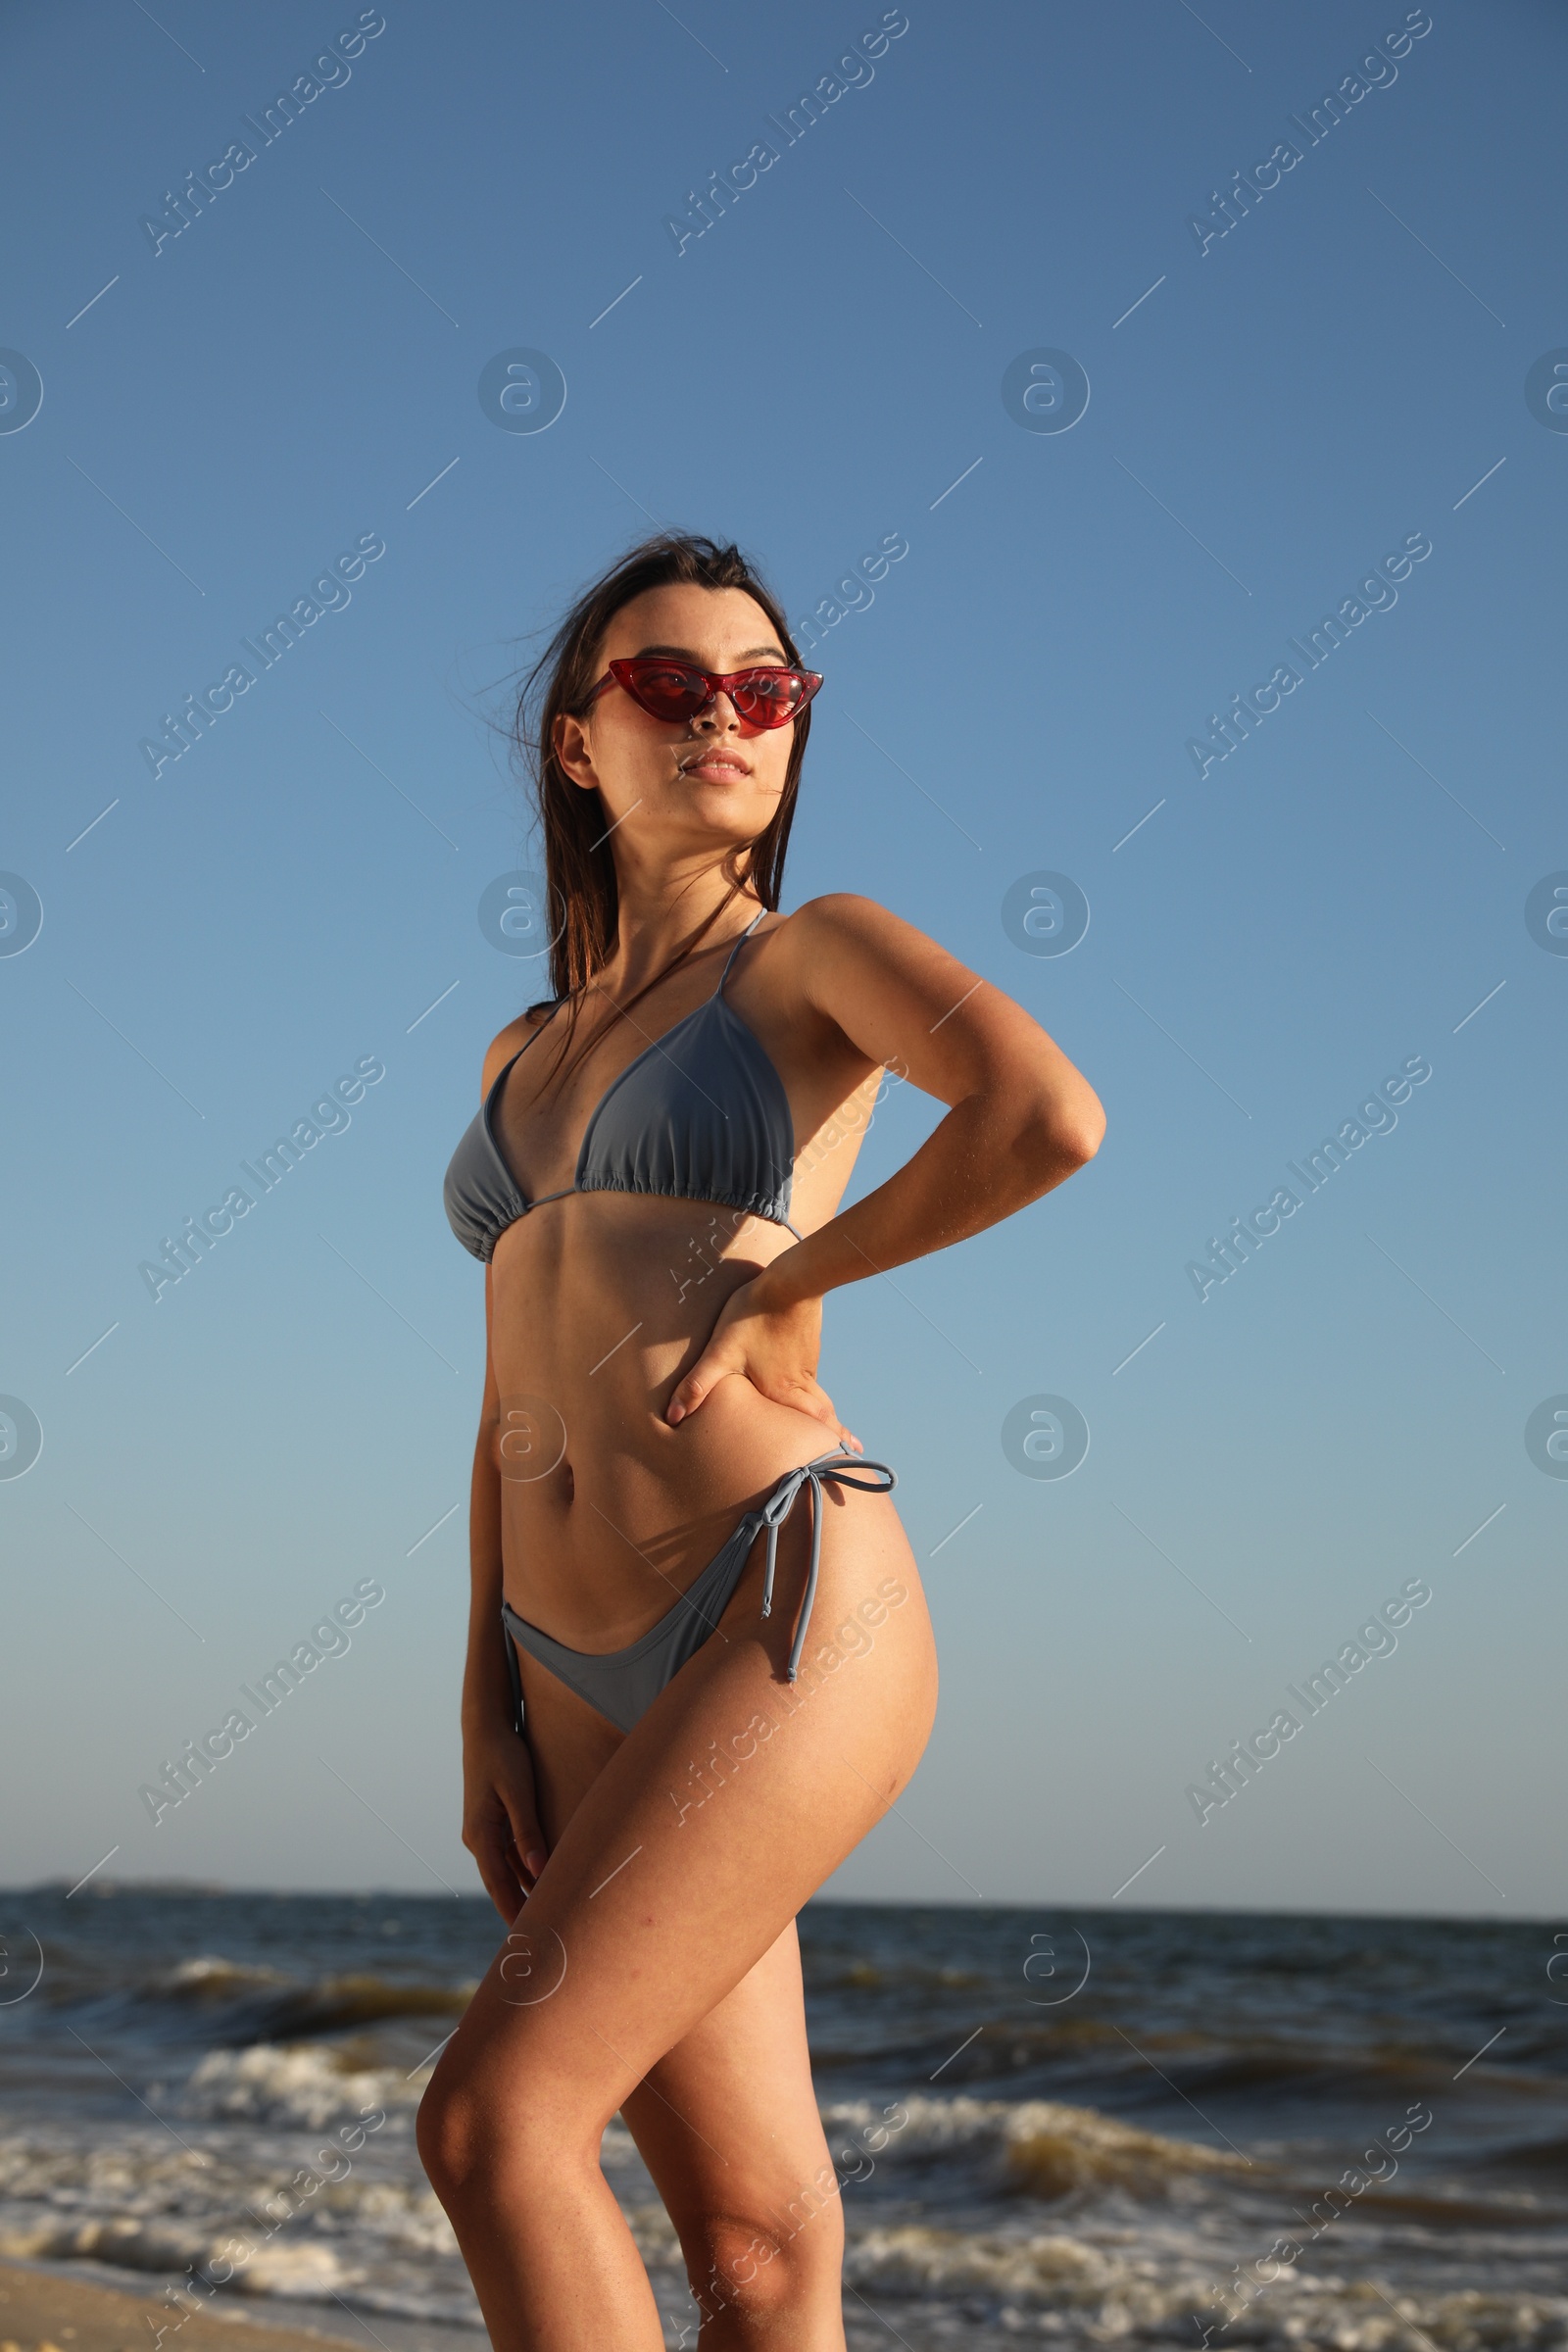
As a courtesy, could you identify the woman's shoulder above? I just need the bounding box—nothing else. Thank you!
[766,893,890,936]
[760,896,956,1032]
[478,1001,560,1099]
[764,893,904,958]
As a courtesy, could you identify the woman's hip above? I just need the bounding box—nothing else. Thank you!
[516,1460,934,1856]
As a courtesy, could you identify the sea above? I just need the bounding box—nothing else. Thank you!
[1,1888,1564,2350]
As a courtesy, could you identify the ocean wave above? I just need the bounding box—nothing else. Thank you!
[1172,2041,1443,2100]
[5,2136,1566,2349]
[180,2040,422,2127]
[0,2139,455,2249]
[0,2214,354,2301]
[0,2135,473,2314]
[818,1960,990,1992]
[264,1974,476,2035]
[172,2036,650,2156]
[843,2221,1568,2343]
[161,1954,291,1992]
[17,2203,1567,2350]
[821,2093,1252,2200]
[140,1955,476,2035]
[1479,2131,1568,2178]
[52,1947,479,2041]
[848,2222,1117,2305]
[0,2208,459,2310]
[0,2214,220,2277]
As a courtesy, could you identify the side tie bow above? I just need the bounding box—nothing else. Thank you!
[755,1451,899,1681]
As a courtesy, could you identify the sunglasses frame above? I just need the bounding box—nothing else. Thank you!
[587,655,823,732]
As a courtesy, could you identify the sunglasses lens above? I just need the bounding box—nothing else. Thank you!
[624,662,710,721]
[731,670,806,727]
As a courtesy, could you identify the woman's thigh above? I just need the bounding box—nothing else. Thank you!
[427,1485,937,2142]
[618,1923,843,2297]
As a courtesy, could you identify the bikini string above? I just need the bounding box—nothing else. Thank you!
[503,1449,898,1722]
[758,1451,899,1682]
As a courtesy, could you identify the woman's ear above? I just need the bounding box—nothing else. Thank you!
[552,708,598,790]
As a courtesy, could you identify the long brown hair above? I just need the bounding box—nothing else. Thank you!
[512,533,812,1076]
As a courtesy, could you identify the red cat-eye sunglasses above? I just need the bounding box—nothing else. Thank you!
[587,656,823,731]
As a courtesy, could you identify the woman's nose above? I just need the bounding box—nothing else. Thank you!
[691,692,741,731]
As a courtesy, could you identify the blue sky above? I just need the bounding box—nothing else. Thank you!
[2,0,1564,1919]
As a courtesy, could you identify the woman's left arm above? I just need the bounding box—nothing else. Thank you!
[667,895,1104,1432]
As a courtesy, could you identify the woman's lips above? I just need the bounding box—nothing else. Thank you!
[680,754,752,778]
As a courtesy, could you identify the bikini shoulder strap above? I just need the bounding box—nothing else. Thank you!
[718,907,766,996]
[489,998,564,1094]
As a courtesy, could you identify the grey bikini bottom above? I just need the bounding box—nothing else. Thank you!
[501,1450,898,1737]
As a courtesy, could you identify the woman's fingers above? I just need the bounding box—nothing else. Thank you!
[485,1868,520,1925]
[469,1821,524,1922]
[464,1773,543,1918]
[668,1300,847,1440]
[666,1342,736,1424]
[501,1786,548,1884]
[801,1378,859,1453]
[799,1376,843,1434]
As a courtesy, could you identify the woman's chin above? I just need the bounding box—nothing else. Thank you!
[650,781,785,838]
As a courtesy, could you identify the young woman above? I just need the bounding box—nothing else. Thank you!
[417,534,1104,2349]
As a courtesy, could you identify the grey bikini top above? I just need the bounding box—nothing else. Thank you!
[444,910,799,1262]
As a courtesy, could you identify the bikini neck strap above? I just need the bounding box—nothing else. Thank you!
[718,906,767,995]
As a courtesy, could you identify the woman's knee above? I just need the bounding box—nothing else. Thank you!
[685,2177,845,2327]
[416,2068,488,2206]
[416,2064,597,2213]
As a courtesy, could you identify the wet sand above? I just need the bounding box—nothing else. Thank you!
[0,2263,365,2352]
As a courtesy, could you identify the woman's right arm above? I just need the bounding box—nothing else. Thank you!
[460,1259,549,1922]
